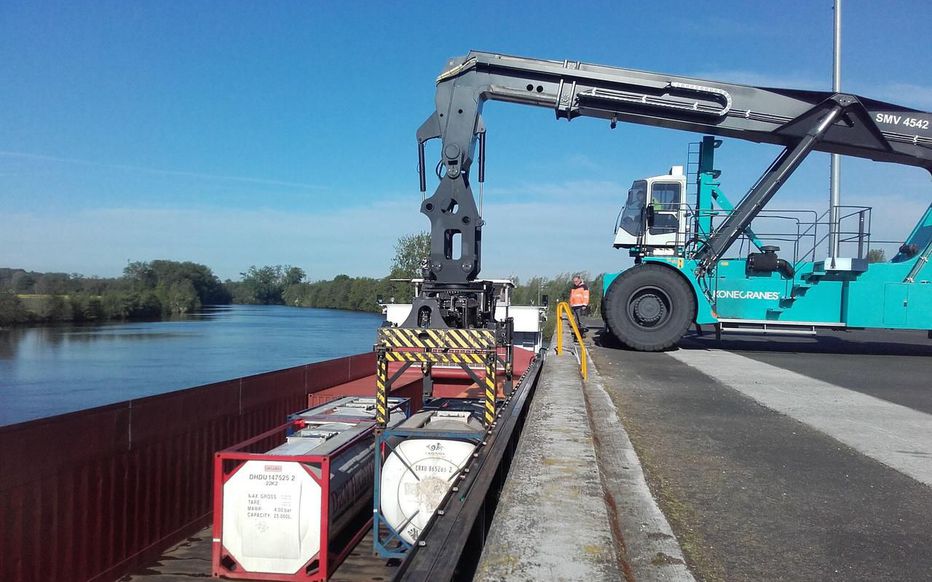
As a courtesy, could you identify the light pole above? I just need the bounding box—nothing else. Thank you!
[829,0,843,262]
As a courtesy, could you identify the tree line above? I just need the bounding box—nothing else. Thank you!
[0,260,231,325]
[1,232,605,327]
[226,233,433,311]
[227,233,603,315]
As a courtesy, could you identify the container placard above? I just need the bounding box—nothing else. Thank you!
[222,460,321,574]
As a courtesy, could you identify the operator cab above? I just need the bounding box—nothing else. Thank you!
[613,166,687,256]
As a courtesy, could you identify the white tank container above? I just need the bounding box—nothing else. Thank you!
[379,410,485,544]
[290,396,409,427]
[217,397,408,576]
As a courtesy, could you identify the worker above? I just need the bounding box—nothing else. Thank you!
[651,192,664,213]
[650,189,678,233]
[569,275,590,338]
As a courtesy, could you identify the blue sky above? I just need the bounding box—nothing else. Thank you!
[1,1,930,282]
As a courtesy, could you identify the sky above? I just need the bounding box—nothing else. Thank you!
[1,0,930,282]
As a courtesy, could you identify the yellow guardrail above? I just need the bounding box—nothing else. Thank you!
[555,301,588,380]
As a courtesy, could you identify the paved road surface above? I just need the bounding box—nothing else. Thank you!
[589,327,932,582]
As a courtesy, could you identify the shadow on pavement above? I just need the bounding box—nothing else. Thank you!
[590,321,932,357]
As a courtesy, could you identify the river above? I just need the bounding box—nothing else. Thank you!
[0,304,385,426]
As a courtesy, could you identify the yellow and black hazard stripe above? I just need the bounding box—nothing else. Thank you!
[446,328,496,350]
[377,327,496,351]
[383,350,486,365]
[377,327,435,349]
[375,357,388,426]
[483,358,496,426]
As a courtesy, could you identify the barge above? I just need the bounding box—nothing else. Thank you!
[0,286,544,582]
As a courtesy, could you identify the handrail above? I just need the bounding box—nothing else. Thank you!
[555,301,588,380]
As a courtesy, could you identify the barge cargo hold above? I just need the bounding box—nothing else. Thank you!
[0,352,420,582]
[0,346,537,582]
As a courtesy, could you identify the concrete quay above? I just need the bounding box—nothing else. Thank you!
[476,330,693,582]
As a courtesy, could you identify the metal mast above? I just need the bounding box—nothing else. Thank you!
[829,0,843,260]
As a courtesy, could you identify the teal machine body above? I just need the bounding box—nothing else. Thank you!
[605,137,932,336]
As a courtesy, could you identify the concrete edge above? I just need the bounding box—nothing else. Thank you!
[581,347,696,582]
[474,344,623,581]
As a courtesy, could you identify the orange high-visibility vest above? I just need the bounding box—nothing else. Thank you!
[569,286,590,307]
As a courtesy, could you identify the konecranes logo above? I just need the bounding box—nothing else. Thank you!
[715,290,780,300]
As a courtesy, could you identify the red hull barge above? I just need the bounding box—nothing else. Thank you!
[0,347,535,582]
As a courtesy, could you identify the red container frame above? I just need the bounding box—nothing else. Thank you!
[211,420,375,581]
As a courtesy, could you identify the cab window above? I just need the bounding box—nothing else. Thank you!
[649,182,682,234]
[618,181,647,236]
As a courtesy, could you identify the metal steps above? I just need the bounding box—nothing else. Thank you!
[715,318,844,339]
[781,281,813,306]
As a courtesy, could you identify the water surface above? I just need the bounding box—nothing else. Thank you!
[0,305,384,425]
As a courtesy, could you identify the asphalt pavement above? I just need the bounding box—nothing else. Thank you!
[589,326,932,582]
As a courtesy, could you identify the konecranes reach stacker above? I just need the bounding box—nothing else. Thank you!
[404,50,931,352]
[609,137,932,349]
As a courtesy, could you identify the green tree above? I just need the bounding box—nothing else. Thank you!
[101,291,133,319]
[163,280,200,314]
[81,293,105,321]
[12,272,36,293]
[0,291,30,326]
[387,232,431,304]
[35,273,70,295]
[67,292,89,322]
[237,265,286,304]
[867,249,886,263]
[130,291,163,318]
[145,260,231,305]
[589,273,605,316]
[282,282,308,306]
[390,232,431,278]
[348,278,379,311]
[282,266,306,287]
[124,261,157,288]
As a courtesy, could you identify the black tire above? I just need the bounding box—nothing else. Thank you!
[603,264,696,351]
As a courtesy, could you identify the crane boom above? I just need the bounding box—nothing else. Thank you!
[416,51,931,287]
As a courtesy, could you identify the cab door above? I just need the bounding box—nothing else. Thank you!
[646,181,685,247]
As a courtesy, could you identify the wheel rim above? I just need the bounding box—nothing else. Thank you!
[626,285,672,329]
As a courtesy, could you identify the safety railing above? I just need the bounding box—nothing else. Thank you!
[555,301,588,380]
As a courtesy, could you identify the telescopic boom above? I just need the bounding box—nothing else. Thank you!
[416,51,931,283]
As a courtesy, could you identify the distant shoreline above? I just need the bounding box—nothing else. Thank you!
[0,301,381,330]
